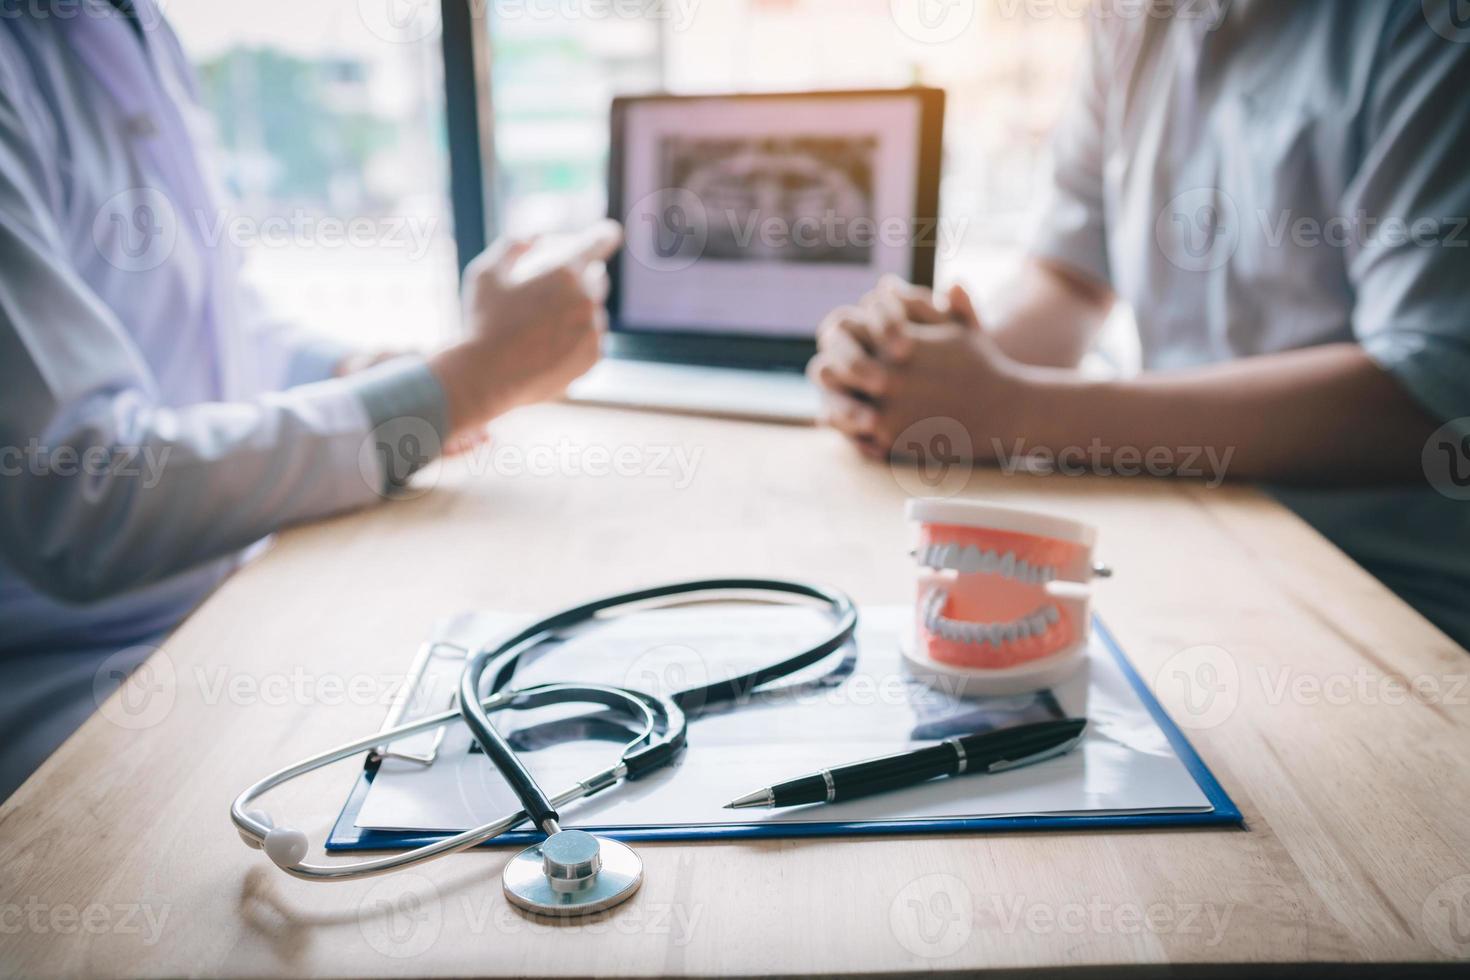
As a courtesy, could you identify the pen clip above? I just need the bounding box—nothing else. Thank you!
[986,734,1084,774]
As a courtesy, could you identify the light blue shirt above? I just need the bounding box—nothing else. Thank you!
[1032,0,1470,648]
[0,2,448,797]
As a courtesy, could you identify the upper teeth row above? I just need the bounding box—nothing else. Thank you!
[917,544,1058,583]
[921,589,1062,646]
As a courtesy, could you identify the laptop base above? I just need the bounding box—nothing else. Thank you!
[566,359,820,425]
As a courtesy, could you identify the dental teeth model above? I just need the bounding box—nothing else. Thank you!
[904,498,1105,698]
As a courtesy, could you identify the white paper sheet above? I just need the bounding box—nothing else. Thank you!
[355,606,1212,832]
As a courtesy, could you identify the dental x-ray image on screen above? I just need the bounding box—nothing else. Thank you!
[658,135,878,266]
[613,91,934,340]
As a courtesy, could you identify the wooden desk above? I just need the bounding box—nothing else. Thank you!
[3,405,1467,977]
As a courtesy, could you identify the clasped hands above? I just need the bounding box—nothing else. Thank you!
[806,275,1033,462]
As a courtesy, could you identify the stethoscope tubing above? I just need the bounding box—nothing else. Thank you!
[462,646,563,832]
[462,578,859,835]
[233,579,857,884]
[482,578,860,709]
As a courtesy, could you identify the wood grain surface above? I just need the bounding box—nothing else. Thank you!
[2,404,1467,978]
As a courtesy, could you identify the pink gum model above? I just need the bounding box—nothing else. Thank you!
[909,499,1100,683]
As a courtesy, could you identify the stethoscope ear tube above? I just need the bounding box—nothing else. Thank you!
[670,582,858,713]
[623,691,687,778]
[462,579,856,818]
[482,578,860,712]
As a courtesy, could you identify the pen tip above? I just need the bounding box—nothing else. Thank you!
[725,789,775,809]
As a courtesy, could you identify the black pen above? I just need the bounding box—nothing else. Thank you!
[723,719,1088,810]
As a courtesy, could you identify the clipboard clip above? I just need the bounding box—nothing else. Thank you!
[370,641,468,767]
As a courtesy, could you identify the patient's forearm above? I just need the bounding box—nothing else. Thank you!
[985,259,1114,369]
[1017,343,1437,485]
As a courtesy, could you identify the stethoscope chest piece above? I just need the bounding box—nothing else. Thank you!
[503,830,643,917]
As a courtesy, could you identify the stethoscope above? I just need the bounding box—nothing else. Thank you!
[232,578,857,916]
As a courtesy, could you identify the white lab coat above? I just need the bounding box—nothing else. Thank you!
[0,1,447,798]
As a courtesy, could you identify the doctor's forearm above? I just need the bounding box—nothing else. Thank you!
[0,360,446,603]
[1016,343,1438,485]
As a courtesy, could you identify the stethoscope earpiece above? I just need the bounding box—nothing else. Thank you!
[264,827,310,868]
[235,807,309,868]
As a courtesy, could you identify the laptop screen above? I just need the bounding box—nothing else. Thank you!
[610,90,942,343]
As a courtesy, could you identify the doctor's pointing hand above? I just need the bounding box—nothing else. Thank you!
[432,224,621,443]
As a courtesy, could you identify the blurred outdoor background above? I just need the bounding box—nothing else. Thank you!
[166,0,1088,353]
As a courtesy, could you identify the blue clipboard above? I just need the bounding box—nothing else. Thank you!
[326,616,1241,850]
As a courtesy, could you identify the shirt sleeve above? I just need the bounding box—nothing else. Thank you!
[0,79,448,604]
[1028,10,1113,288]
[1346,3,1470,424]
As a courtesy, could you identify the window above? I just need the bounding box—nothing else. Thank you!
[166,0,461,352]
[485,7,662,238]
[166,2,1098,355]
[483,0,1088,295]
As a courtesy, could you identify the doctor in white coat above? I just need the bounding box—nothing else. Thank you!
[0,0,617,799]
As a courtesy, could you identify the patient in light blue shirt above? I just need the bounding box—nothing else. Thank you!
[810,1,1470,648]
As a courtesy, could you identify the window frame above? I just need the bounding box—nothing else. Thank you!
[440,0,494,274]
[444,3,671,273]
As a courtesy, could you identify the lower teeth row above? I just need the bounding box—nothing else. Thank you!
[922,591,1061,646]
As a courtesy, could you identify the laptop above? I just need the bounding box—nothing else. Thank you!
[568,87,946,425]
